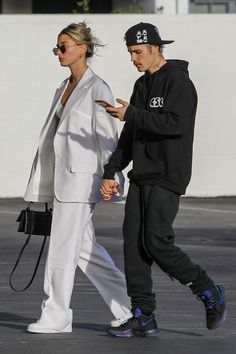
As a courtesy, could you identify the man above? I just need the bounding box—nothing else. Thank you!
[100,22,226,338]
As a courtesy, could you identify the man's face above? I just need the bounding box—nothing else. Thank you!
[127,44,158,73]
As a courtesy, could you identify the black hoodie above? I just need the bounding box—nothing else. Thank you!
[103,60,198,195]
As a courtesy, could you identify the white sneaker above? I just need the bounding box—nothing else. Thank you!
[27,322,72,333]
[110,313,133,327]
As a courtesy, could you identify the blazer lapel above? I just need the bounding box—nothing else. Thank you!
[58,66,95,125]
[39,79,69,141]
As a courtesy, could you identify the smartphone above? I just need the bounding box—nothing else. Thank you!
[95,100,114,108]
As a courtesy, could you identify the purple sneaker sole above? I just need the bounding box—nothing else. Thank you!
[208,309,227,330]
[107,327,159,338]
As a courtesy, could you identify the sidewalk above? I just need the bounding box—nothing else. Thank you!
[0,197,235,354]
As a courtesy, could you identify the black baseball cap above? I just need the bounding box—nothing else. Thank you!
[125,22,174,47]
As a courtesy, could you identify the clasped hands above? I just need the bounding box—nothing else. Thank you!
[100,179,119,201]
[106,98,129,121]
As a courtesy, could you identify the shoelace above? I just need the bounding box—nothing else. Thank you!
[199,294,216,310]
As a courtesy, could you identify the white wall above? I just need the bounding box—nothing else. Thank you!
[0,14,235,197]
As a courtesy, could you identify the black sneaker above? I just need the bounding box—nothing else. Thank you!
[106,308,159,338]
[198,284,226,330]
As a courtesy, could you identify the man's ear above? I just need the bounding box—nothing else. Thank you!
[154,45,161,54]
[149,45,159,55]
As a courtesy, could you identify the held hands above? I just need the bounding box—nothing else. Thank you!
[106,98,129,121]
[100,179,119,201]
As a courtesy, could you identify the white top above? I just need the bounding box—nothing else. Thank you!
[56,102,64,119]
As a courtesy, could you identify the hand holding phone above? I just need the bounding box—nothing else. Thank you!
[95,100,114,108]
[95,98,128,122]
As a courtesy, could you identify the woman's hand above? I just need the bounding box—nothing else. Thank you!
[100,179,119,201]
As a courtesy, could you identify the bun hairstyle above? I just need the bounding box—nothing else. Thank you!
[58,21,103,58]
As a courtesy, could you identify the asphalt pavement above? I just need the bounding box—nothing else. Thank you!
[0,197,235,354]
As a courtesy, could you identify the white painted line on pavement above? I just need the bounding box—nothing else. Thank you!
[180,206,236,214]
[116,200,236,214]
[0,206,235,215]
[0,210,19,215]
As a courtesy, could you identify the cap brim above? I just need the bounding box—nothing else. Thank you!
[161,40,175,45]
[125,40,175,47]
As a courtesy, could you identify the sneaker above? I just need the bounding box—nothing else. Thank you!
[27,322,72,333]
[198,284,226,330]
[110,313,133,327]
[107,308,159,337]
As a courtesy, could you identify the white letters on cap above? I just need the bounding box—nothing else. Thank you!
[136,29,148,43]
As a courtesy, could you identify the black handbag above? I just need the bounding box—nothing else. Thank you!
[9,202,52,292]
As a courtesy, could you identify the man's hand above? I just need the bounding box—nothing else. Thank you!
[106,98,129,121]
[100,179,119,201]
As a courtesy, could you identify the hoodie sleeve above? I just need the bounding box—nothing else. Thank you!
[125,70,197,136]
[103,122,133,179]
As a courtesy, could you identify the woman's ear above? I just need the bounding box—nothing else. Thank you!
[81,44,87,56]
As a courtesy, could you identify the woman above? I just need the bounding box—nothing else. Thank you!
[24,22,131,333]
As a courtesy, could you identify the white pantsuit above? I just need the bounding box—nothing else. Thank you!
[24,67,131,332]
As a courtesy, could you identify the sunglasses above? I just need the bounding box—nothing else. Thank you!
[52,43,78,56]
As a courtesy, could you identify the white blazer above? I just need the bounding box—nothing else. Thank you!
[24,67,124,203]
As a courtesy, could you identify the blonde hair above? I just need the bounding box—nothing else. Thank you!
[147,44,164,54]
[58,21,103,58]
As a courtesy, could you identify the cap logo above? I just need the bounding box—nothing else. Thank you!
[136,29,148,44]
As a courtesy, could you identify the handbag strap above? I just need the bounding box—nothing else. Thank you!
[9,233,47,292]
[9,202,50,292]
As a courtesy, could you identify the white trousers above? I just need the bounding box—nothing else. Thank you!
[38,199,130,329]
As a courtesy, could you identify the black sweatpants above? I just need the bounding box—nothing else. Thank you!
[123,183,214,314]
